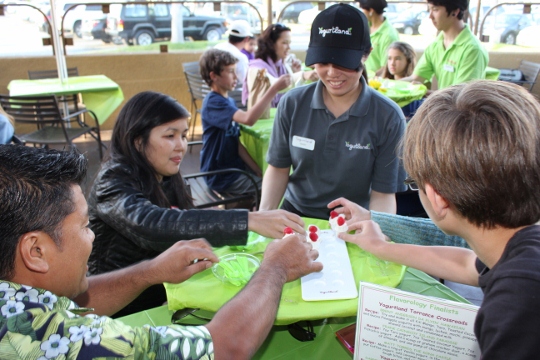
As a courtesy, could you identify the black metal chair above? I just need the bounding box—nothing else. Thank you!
[28,67,87,120]
[182,141,260,210]
[0,94,105,160]
[182,62,211,141]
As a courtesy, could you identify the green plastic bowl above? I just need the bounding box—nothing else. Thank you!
[212,253,260,286]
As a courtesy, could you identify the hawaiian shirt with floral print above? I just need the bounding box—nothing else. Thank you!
[0,280,214,359]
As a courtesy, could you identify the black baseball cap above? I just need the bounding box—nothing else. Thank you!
[305,4,371,70]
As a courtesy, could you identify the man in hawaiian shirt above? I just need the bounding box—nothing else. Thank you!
[0,145,322,359]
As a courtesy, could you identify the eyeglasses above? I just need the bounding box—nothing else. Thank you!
[171,308,211,326]
[287,321,316,342]
[404,176,419,191]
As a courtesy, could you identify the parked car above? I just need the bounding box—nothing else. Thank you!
[390,10,428,35]
[81,14,111,43]
[516,24,540,47]
[221,2,261,33]
[105,3,228,45]
[481,13,535,45]
[41,2,105,38]
[280,2,315,24]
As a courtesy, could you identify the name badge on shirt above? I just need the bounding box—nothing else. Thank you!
[443,64,455,73]
[292,135,315,151]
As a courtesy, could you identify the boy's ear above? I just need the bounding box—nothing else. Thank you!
[209,71,218,81]
[424,183,450,218]
[18,232,52,274]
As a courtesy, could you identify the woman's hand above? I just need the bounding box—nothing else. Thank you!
[248,210,306,238]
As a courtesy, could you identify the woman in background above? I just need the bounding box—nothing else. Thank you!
[242,23,318,108]
[379,41,416,80]
[88,91,305,317]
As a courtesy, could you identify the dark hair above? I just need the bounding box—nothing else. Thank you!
[358,0,388,15]
[110,91,193,209]
[255,23,291,63]
[380,41,416,79]
[229,34,245,44]
[199,48,238,87]
[0,145,87,279]
[403,80,540,229]
[428,0,468,20]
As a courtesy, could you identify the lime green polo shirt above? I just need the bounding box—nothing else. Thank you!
[414,25,488,89]
[365,19,400,74]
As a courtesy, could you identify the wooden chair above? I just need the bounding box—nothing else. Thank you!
[182,62,211,141]
[499,60,540,93]
[182,141,260,210]
[28,67,86,120]
[0,94,105,160]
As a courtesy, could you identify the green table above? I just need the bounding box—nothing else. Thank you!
[240,108,277,174]
[485,66,501,81]
[118,268,468,360]
[8,75,124,124]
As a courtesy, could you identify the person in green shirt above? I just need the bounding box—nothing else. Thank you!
[0,145,322,359]
[401,0,488,90]
[359,0,400,74]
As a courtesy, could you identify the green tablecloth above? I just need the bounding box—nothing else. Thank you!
[164,218,407,326]
[369,79,427,107]
[120,268,468,360]
[485,66,501,81]
[240,108,277,174]
[8,75,124,124]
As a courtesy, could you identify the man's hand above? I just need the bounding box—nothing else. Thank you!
[328,197,371,224]
[262,234,323,282]
[272,74,292,92]
[248,210,306,238]
[146,239,218,285]
[338,220,390,257]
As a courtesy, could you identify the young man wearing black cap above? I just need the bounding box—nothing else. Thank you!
[260,3,406,220]
[402,0,488,89]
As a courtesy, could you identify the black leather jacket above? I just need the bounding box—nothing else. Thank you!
[88,160,249,275]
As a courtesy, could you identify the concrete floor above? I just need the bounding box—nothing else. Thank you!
[74,128,483,307]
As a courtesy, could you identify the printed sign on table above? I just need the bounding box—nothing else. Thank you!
[355,282,481,360]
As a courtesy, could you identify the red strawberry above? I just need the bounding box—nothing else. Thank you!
[337,216,345,226]
[309,232,318,242]
[308,225,318,233]
[330,210,338,219]
[283,227,293,235]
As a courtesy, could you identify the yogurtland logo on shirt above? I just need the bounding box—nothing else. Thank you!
[345,141,371,150]
[319,27,353,37]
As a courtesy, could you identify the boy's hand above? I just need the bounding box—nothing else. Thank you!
[273,74,292,92]
[338,220,390,256]
[303,70,319,82]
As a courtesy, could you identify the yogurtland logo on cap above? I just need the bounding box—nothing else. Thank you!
[305,3,371,70]
[318,27,353,37]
